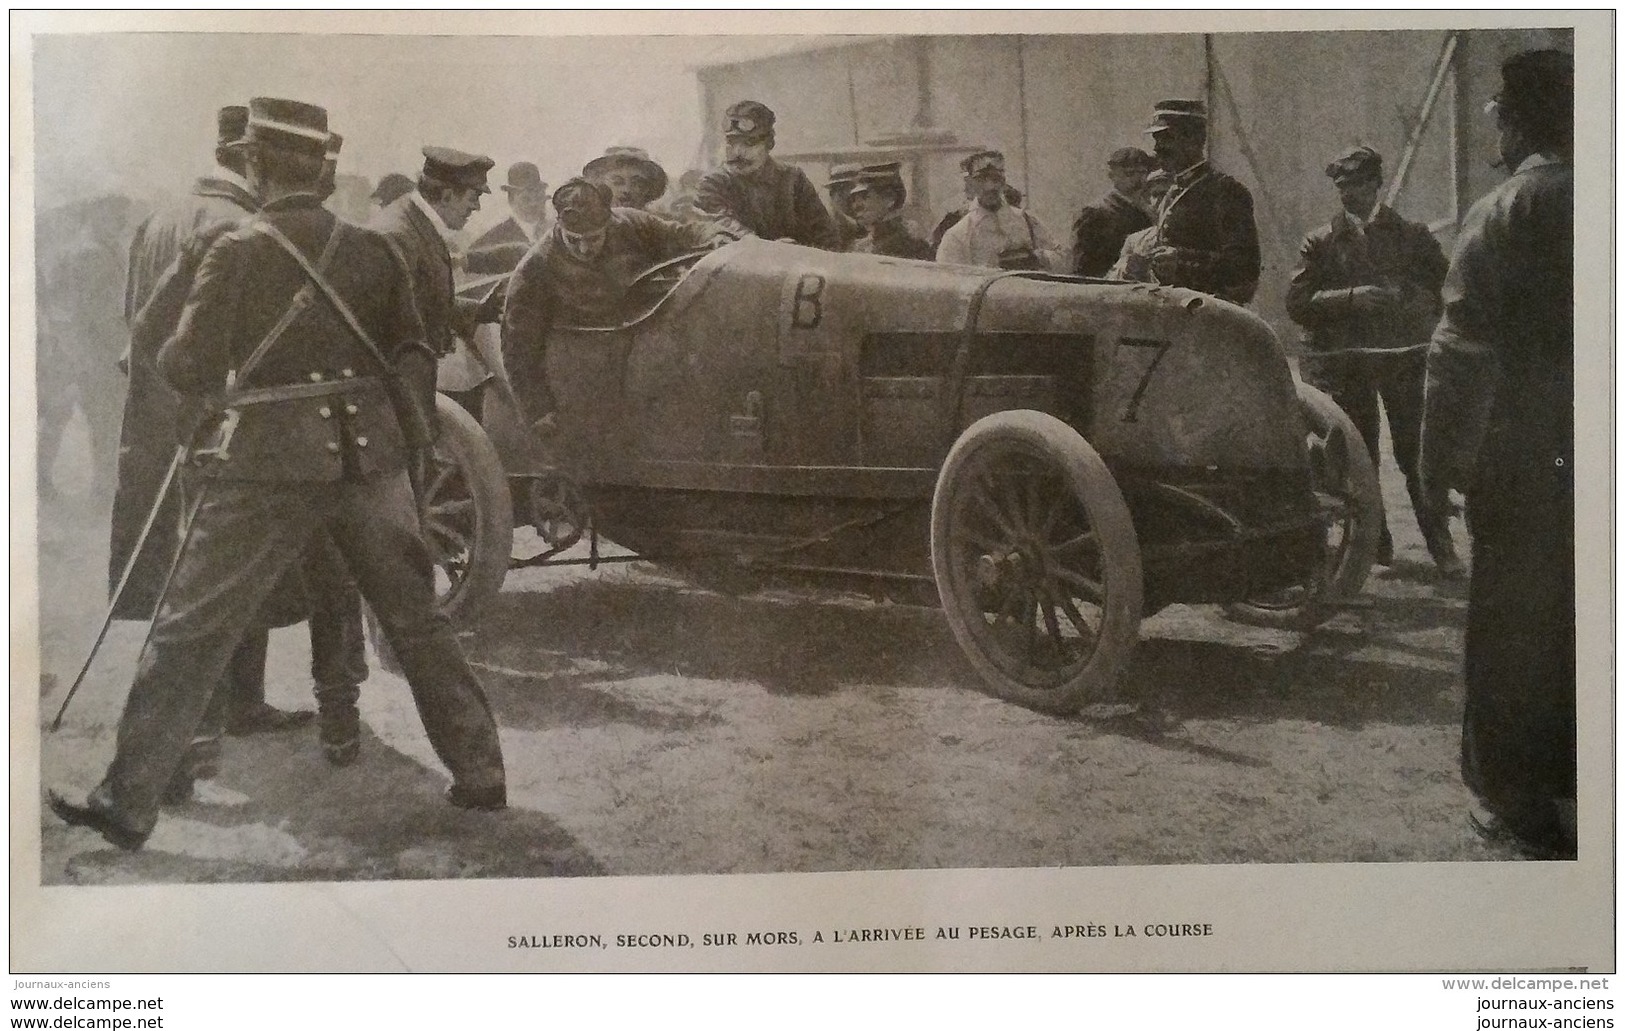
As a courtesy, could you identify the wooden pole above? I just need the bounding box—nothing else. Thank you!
[1385,31,1459,209]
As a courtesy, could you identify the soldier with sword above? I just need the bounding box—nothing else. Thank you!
[49,97,507,852]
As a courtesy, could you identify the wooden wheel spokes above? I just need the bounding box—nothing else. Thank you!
[954,449,1108,679]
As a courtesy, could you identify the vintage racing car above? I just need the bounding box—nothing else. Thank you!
[416,237,1381,714]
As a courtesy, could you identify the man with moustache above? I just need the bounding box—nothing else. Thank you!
[934,150,1064,271]
[694,100,839,250]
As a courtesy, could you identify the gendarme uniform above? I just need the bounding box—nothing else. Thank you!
[49,98,506,852]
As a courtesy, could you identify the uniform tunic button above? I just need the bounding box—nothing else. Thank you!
[310,371,324,382]
[344,404,359,416]
[325,441,340,453]
[356,436,369,448]
[319,406,332,419]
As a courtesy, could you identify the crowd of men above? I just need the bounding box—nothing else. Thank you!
[45,49,1574,862]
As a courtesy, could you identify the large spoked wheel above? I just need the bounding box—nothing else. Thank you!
[419,393,513,621]
[930,411,1144,715]
[1225,381,1381,630]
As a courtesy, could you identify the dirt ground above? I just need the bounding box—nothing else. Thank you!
[29,408,1519,885]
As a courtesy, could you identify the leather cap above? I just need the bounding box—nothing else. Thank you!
[216,105,248,149]
[724,100,775,141]
[552,176,613,232]
[1325,144,1382,183]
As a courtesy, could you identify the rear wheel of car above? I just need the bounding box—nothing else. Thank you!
[1224,381,1381,630]
[930,411,1143,714]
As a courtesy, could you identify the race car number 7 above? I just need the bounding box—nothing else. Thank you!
[1115,336,1176,423]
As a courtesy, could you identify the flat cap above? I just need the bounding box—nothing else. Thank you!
[1144,98,1208,135]
[246,97,329,154]
[421,146,495,193]
[1107,147,1156,169]
[1325,144,1382,182]
[552,176,614,233]
[216,105,249,149]
[724,100,776,141]
[960,150,1006,178]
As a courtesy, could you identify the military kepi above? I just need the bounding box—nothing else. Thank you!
[421,146,496,194]
[216,105,249,149]
[246,97,329,153]
[1144,98,1208,134]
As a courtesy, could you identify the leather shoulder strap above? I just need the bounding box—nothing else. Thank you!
[235,222,343,384]
[256,220,392,371]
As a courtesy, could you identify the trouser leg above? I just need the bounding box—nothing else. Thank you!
[1380,351,1458,563]
[305,530,367,707]
[328,471,505,793]
[97,481,326,835]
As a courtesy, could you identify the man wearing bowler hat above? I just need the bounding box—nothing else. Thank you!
[1286,144,1457,574]
[1141,99,1261,304]
[694,100,839,250]
[502,177,732,428]
[1420,50,1576,860]
[934,149,1063,271]
[374,145,501,421]
[584,146,669,211]
[49,97,507,852]
[1071,147,1157,277]
[847,162,933,260]
[466,161,550,276]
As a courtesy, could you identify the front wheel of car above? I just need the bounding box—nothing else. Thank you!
[930,410,1144,714]
[1224,381,1382,630]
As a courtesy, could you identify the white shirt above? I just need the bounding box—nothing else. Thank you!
[934,202,1064,271]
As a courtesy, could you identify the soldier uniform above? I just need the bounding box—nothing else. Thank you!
[1286,145,1457,571]
[115,106,334,780]
[49,98,506,852]
[694,100,840,250]
[1142,100,1262,304]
